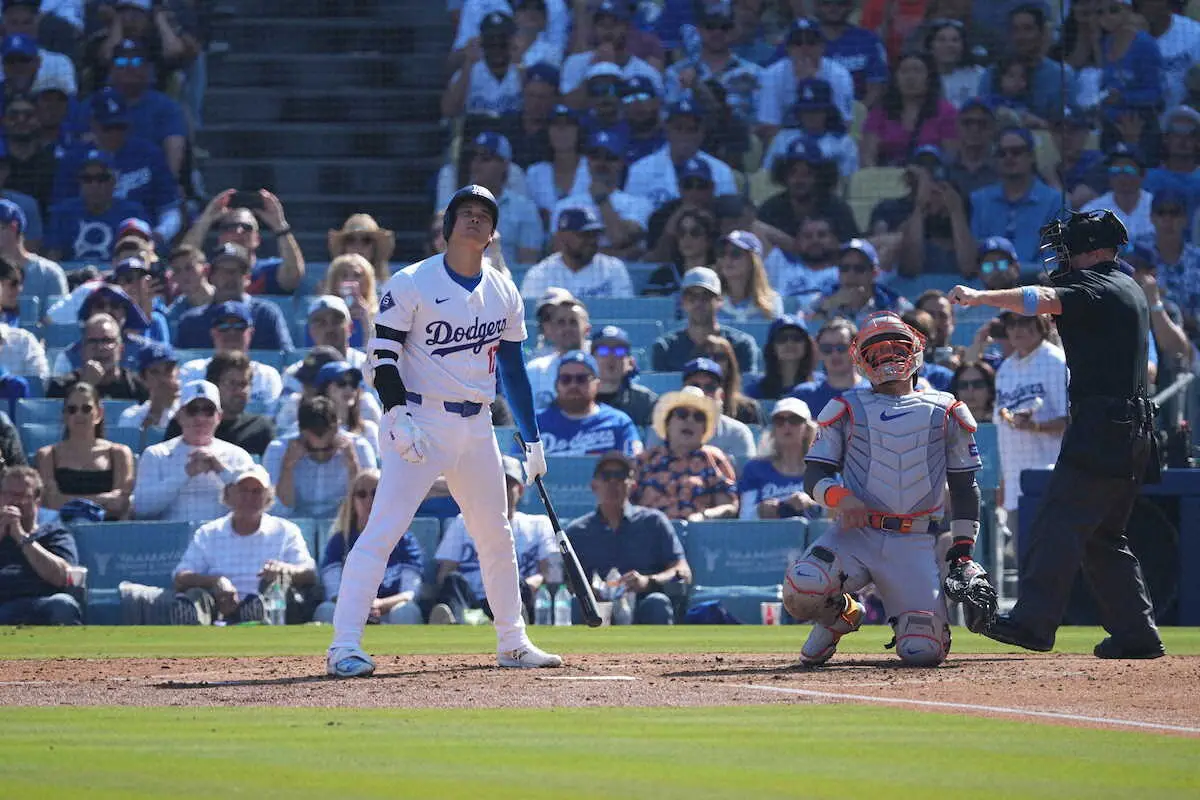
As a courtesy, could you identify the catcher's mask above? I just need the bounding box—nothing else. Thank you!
[1039,209,1129,278]
[852,312,925,386]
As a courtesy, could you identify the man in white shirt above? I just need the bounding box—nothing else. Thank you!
[1139,0,1200,108]
[526,297,590,410]
[0,22,76,96]
[756,17,854,144]
[177,300,283,407]
[0,320,48,380]
[118,340,179,432]
[442,10,524,118]
[132,380,255,522]
[452,0,569,68]
[1081,144,1155,243]
[552,130,651,259]
[170,465,317,625]
[521,205,633,301]
[624,97,739,210]
[765,214,841,298]
[559,0,662,101]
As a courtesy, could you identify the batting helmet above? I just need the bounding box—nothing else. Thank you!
[852,311,925,387]
[443,184,499,242]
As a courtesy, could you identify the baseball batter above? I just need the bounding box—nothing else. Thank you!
[326,185,562,677]
[783,312,996,667]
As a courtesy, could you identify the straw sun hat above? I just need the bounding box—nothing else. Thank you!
[328,213,396,259]
[651,385,718,444]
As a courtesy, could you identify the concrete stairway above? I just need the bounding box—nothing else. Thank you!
[200,0,451,263]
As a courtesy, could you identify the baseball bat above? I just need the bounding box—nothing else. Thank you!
[514,433,603,628]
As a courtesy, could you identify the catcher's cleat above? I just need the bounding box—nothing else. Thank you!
[799,594,865,666]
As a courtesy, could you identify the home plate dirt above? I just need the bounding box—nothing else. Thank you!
[1,653,1196,734]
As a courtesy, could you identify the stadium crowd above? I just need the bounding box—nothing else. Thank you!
[4,0,1200,626]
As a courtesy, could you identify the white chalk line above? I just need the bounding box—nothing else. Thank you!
[739,684,1200,735]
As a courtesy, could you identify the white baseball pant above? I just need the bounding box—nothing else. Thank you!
[330,398,527,651]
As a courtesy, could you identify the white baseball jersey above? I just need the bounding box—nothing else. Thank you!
[756,57,855,126]
[453,61,523,116]
[1154,15,1200,108]
[765,248,839,297]
[624,146,740,210]
[374,254,526,404]
[993,341,1068,510]
[519,252,634,300]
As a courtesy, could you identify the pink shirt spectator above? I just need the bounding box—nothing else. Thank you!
[864,99,959,166]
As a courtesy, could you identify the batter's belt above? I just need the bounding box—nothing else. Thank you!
[406,392,485,418]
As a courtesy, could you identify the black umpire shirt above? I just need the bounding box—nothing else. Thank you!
[1052,261,1149,405]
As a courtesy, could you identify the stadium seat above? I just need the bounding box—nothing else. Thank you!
[102,399,136,421]
[636,372,682,395]
[408,516,442,586]
[19,295,39,326]
[289,517,322,560]
[585,295,677,324]
[72,520,195,625]
[846,167,907,231]
[748,168,776,207]
[15,397,61,425]
[19,423,61,456]
[41,323,80,348]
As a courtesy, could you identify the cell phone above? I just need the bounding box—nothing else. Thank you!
[230,190,263,211]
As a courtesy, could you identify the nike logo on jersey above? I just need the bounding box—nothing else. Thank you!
[436,297,449,304]
[879,410,912,421]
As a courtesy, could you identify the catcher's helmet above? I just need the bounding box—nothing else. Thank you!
[1039,209,1128,275]
[443,184,499,242]
[852,311,926,387]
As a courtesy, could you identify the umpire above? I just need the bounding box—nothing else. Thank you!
[948,210,1164,659]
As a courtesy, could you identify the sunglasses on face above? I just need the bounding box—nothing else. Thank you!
[687,379,720,394]
[622,92,654,105]
[596,468,631,482]
[334,377,361,389]
[80,172,113,184]
[214,321,249,332]
[678,225,708,238]
[593,344,630,357]
[354,488,377,499]
[773,413,806,425]
[219,222,255,234]
[114,56,145,68]
[838,261,872,274]
[65,403,94,415]
[558,372,594,386]
[980,258,1012,274]
[1109,164,1139,176]
[997,145,1029,158]
[775,332,807,344]
[671,408,708,423]
[86,336,118,346]
[680,178,712,191]
[958,378,989,390]
[185,403,217,417]
[819,343,849,355]
[587,81,621,97]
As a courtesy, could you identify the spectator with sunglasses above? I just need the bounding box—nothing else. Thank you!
[633,385,737,522]
[625,98,738,211]
[165,351,275,456]
[48,313,148,401]
[313,361,378,460]
[111,256,169,344]
[176,301,282,408]
[132,380,254,522]
[535,350,642,457]
[591,324,656,427]
[45,149,146,263]
[91,0,202,89]
[968,127,1061,267]
[104,38,187,178]
[525,104,585,218]
[174,243,294,352]
[713,230,782,324]
[973,236,1022,291]
[808,239,912,326]
[620,75,666,164]
[1080,144,1155,242]
[944,98,999,199]
[522,206,633,301]
[442,10,524,119]
[559,0,662,105]
[1133,190,1200,336]
[579,63,628,141]
[737,396,820,519]
[745,315,816,401]
[553,130,651,260]
[654,265,763,371]
[788,317,870,414]
[950,360,996,421]
[1144,106,1200,218]
[644,357,758,460]
[264,394,376,520]
[48,283,152,377]
[181,189,304,296]
[644,204,716,296]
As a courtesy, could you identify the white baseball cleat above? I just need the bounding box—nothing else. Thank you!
[326,647,376,678]
[799,595,865,667]
[498,642,563,668]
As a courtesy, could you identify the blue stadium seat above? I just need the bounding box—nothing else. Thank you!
[105,424,151,455]
[409,516,442,586]
[19,295,39,326]
[101,399,135,421]
[636,372,682,395]
[585,296,678,324]
[889,274,962,299]
[15,397,61,424]
[72,520,195,624]
[974,423,1000,490]
[19,423,60,456]
[684,518,810,623]
[42,323,79,348]
[733,320,771,346]
[542,455,599,487]
[289,518,322,562]
[299,262,331,296]
[618,319,666,348]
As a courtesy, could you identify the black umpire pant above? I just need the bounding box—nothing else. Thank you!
[1011,432,1162,651]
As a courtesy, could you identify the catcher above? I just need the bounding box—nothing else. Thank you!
[783,312,997,666]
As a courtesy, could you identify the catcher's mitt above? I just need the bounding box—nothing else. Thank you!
[944,558,998,633]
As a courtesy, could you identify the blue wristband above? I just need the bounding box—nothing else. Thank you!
[1021,286,1039,317]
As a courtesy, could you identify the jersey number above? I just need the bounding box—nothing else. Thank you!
[487,344,500,374]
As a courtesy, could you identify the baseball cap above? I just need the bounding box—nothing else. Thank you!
[840,238,880,268]
[31,67,73,97]
[593,324,630,345]
[501,455,525,485]
[535,286,577,315]
[295,346,344,384]
[524,62,560,87]
[112,256,151,281]
[91,87,129,125]
[79,149,115,172]
[558,349,599,376]
[1162,104,1200,131]
[910,144,945,167]
[977,235,1019,262]
[210,300,253,326]
[115,0,152,9]
[480,10,516,37]
[768,313,807,340]
[794,78,834,112]
[314,360,363,388]
[587,129,626,158]
[787,17,824,43]
[593,450,634,475]
[308,294,350,319]
[680,266,721,296]
[594,0,629,20]
[678,157,713,185]
[1151,188,1189,213]
[231,465,272,489]
[772,396,813,422]
[473,131,513,162]
[683,356,723,381]
[1,33,36,59]
[621,75,658,100]
[782,137,823,165]
[557,206,605,233]
[118,217,153,241]
[180,380,222,412]
[136,341,177,373]
[211,241,251,270]
[585,61,623,82]
[698,2,734,24]
[81,284,149,329]
[667,97,703,119]
[1105,142,1144,168]
[959,97,996,116]
[112,38,149,59]
[723,229,762,256]
[997,126,1035,152]
[0,198,27,234]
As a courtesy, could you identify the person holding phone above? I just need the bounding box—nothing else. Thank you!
[320,254,377,349]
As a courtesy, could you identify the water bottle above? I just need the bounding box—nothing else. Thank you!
[553,584,573,627]
[534,585,553,626]
[265,578,286,626]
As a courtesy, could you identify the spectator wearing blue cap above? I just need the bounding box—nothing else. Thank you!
[755,18,854,146]
[504,63,563,168]
[45,149,147,262]
[1134,190,1200,335]
[591,324,656,427]
[760,77,858,179]
[174,242,294,352]
[663,4,763,133]
[52,89,180,243]
[861,52,959,169]
[450,0,570,75]
[1080,145,1155,242]
[442,10,524,118]
[311,360,378,458]
[624,98,738,210]
[968,127,1062,268]
[1046,107,1107,209]
[974,236,1022,292]
[177,300,283,407]
[652,266,763,374]
[558,1,662,101]
[713,229,782,324]
[0,32,42,95]
[111,255,169,344]
[552,129,651,260]
[93,0,202,87]
[743,315,816,400]
[807,239,913,327]
[579,61,630,141]
[620,75,666,163]
[118,340,180,432]
[521,204,634,301]
[466,131,545,266]
[536,350,642,457]
[975,6,1077,123]
[868,146,975,277]
[49,284,153,378]
[759,138,859,242]
[1143,106,1200,218]
[945,98,1000,199]
[181,190,304,297]
[525,104,585,216]
[0,7,77,94]
[104,38,189,178]
[643,158,718,265]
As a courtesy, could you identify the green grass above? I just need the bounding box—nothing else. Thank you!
[2,624,1200,660]
[1,705,1196,800]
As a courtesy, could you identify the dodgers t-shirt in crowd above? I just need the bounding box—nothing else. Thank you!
[736,458,809,519]
[790,374,871,417]
[121,90,191,147]
[52,137,177,214]
[535,403,643,457]
[45,197,148,261]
